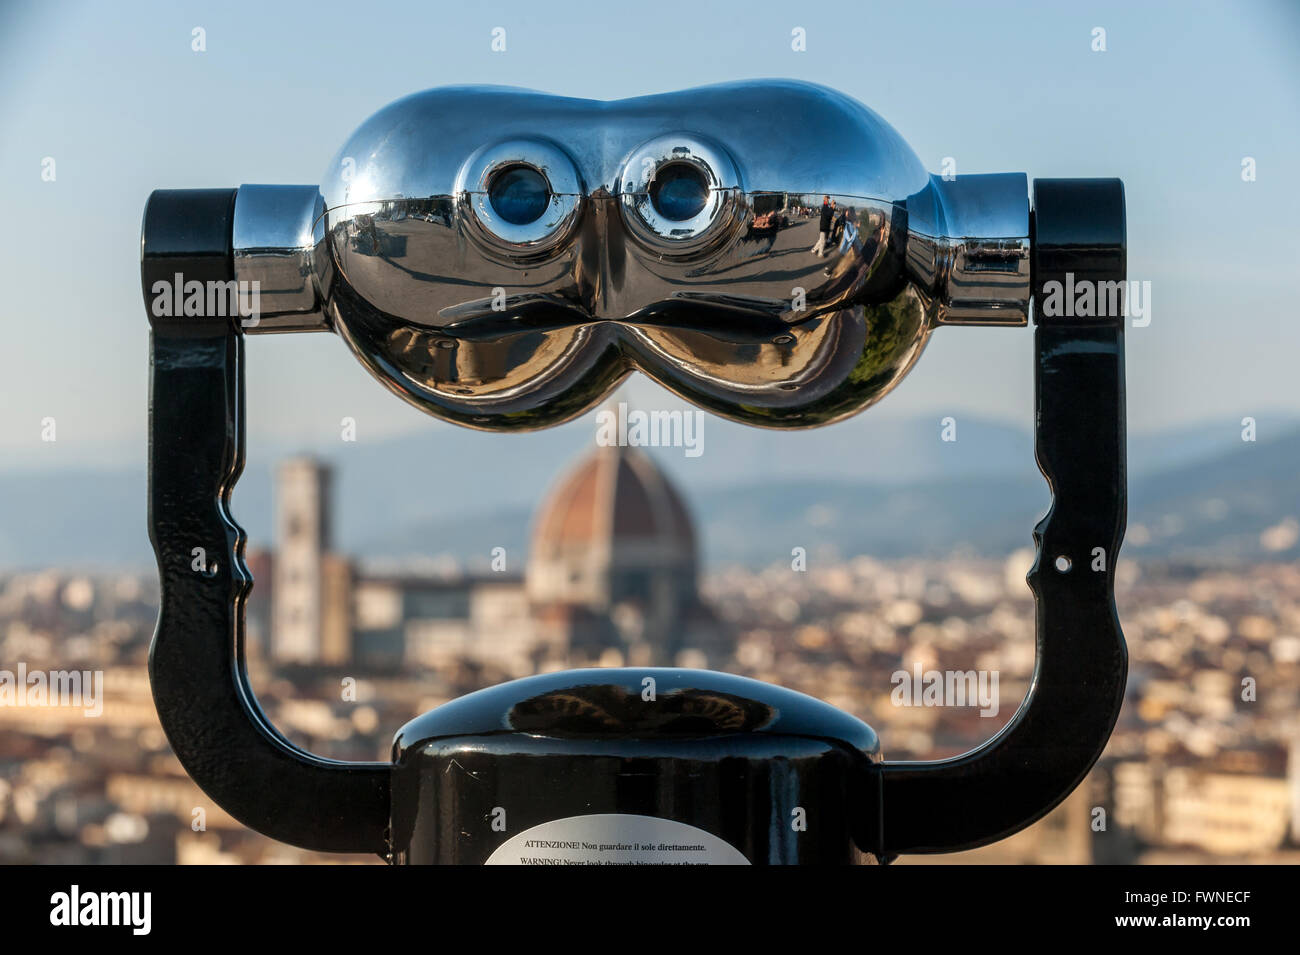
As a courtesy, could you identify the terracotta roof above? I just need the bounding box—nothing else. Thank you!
[532,444,695,557]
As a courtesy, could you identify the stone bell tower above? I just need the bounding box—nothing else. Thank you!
[271,457,335,663]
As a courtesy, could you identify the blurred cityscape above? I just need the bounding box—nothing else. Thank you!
[1,442,1298,864]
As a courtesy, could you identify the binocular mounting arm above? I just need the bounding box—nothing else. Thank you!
[877,180,1128,855]
[144,179,1126,859]
[146,190,389,853]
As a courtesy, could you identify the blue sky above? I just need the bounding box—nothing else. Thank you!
[1,0,1298,469]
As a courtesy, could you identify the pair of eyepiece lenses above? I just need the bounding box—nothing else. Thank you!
[486,161,711,225]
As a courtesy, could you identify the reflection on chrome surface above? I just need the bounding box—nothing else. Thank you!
[232,80,1030,430]
[506,684,777,737]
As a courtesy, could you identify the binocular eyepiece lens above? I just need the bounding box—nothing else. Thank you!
[488,164,551,225]
[649,162,710,221]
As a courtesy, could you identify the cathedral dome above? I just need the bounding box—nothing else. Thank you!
[533,444,695,559]
[527,444,696,610]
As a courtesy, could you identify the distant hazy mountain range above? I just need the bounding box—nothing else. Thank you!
[2,414,1296,571]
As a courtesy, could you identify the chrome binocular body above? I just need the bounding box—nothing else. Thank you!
[233,80,1029,429]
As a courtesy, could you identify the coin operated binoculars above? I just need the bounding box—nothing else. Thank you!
[143,81,1127,864]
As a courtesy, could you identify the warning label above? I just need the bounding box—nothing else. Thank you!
[485,814,750,865]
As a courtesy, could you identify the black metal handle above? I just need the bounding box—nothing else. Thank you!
[145,189,390,855]
[876,179,1129,855]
